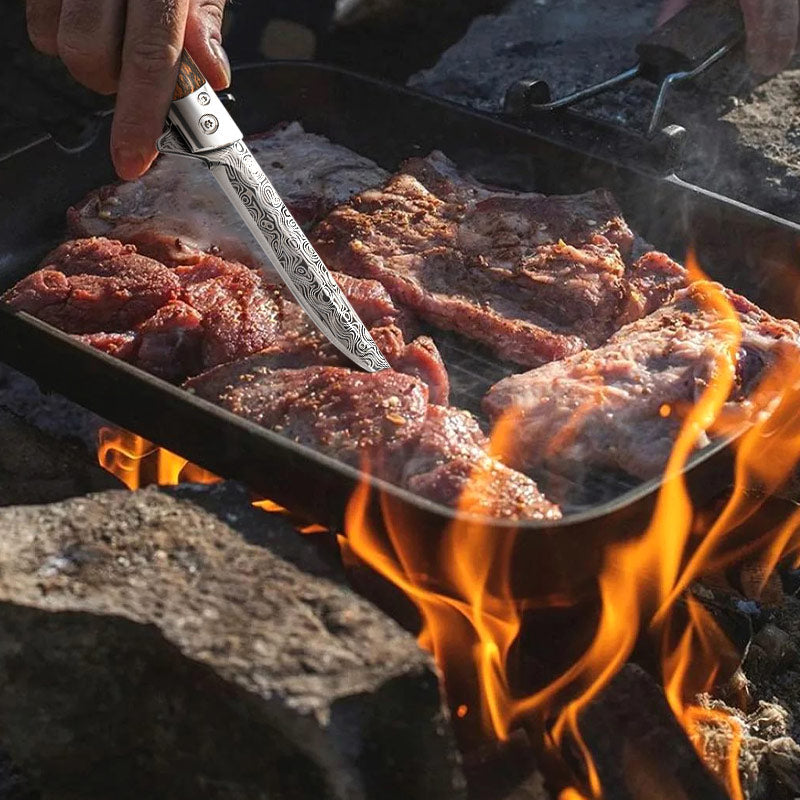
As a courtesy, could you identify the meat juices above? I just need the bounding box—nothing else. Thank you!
[185,362,560,520]
[68,122,389,270]
[312,151,687,367]
[483,282,800,492]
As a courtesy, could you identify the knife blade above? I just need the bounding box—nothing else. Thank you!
[156,50,389,373]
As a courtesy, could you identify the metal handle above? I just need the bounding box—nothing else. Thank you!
[166,50,242,154]
[636,0,744,83]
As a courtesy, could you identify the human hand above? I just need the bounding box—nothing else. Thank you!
[658,0,799,76]
[26,0,230,180]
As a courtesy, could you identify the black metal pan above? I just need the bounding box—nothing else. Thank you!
[1,62,799,599]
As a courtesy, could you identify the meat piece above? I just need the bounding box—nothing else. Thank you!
[75,332,138,360]
[174,254,282,369]
[483,282,800,489]
[3,238,450,398]
[136,301,204,381]
[186,360,558,519]
[3,239,181,333]
[403,406,560,519]
[312,152,687,367]
[185,363,429,473]
[68,122,389,270]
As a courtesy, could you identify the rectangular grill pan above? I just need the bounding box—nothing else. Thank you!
[1,62,799,599]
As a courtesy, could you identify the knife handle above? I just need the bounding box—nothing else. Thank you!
[173,50,207,101]
[167,49,242,153]
[636,0,744,83]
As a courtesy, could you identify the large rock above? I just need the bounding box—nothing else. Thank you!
[0,484,464,800]
[0,408,116,507]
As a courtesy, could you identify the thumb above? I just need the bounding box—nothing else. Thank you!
[184,0,231,90]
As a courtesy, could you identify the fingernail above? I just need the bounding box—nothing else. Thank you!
[210,39,232,88]
[112,146,153,181]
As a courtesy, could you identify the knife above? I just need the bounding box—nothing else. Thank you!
[156,50,389,373]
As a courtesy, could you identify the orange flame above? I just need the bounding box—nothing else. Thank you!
[96,427,289,514]
[97,427,221,490]
[343,250,800,798]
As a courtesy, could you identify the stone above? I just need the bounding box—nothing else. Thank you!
[0,484,464,800]
[766,737,800,795]
[0,409,117,507]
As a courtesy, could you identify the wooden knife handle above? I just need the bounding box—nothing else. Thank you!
[636,0,744,83]
[173,50,207,101]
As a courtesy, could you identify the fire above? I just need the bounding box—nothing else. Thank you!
[96,427,289,514]
[93,248,800,797]
[97,427,221,490]
[343,250,800,799]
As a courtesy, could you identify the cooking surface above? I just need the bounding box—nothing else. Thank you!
[2,63,800,539]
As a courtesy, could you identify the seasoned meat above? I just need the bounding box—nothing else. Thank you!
[312,152,686,367]
[3,238,450,399]
[185,363,430,472]
[483,282,800,489]
[404,406,560,519]
[68,122,389,270]
[174,254,283,369]
[3,238,181,333]
[186,361,559,519]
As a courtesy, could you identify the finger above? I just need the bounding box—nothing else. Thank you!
[656,0,692,27]
[57,0,126,95]
[739,0,798,75]
[184,0,230,90]
[26,0,62,55]
[111,0,190,181]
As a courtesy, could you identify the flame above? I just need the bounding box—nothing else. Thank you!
[343,250,800,798]
[96,427,289,514]
[97,427,221,490]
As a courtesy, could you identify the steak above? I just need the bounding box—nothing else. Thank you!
[3,238,450,401]
[311,152,687,367]
[68,122,389,270]
[186,360,559,519]
[3,239,181,334]
[483,281,800,491]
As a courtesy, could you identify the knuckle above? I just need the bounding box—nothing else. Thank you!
[126,37,182,77]
[58,39,119,92]
[197,0,225,26]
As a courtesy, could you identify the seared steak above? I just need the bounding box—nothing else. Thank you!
[3,238,450,402]
[186,361,559,519]
[483,282,800,489]
[311,152,686,367]
[68,122,389,270]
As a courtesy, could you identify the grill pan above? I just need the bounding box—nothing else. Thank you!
[2,62,800,599]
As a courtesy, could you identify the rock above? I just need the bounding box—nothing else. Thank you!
[0,365,102,450]
[577,664,729,800]
[753,624,795,668]
[0,409,117,507]
[0,485,464,800]
[409,0,800,222]
[766,737,800,795]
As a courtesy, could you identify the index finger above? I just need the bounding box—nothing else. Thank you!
[111,0,190,180]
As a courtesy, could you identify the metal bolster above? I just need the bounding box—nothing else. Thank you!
[166,84,242,154]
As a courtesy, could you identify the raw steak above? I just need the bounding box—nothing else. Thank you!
[3,239,181,333]
[312,152,687,367]
[483,281,800,489]
[403,406,561,519]
[68,122,389,270]
[185,361,559,519]
[3,238,450,402]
